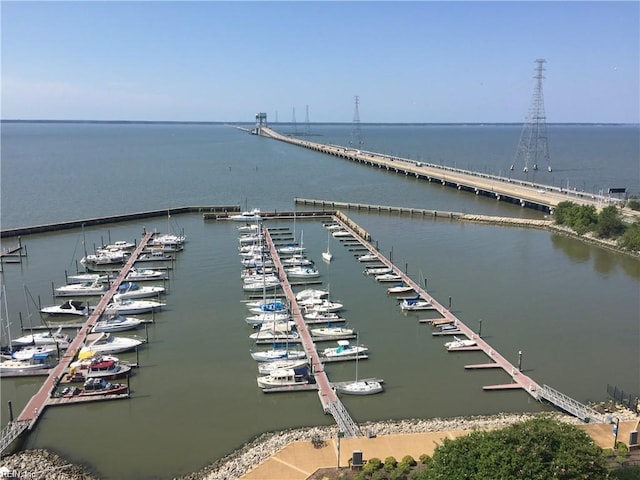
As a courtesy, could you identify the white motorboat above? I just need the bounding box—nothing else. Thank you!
[13,327,71,349]
[135,251,173,262]
[125,267,167,282]
[399,297,433,311]
[331,230,352,238]
[250,348,306,362]
[310,326,354,337]
[41,300,89,316]
[113,282,165,300]
[387,284,414,294]
[105,298,165,315]
[81,332,144,355]
[1,353,56,373]
[375,273,403,283]
[11,344,59,361]
[150,233,186,246]
[285,266,320,279]
[55,281,108,297]
[444,336,477,350]
[66,273,110,284]
[321,340,368,358]
[91,314,143,333]
[364,267,391,276]
[257,367,311,389]
[245,312,290,326]
[101,240,136,251]
[357,253,379,262]
[335,380,384,395]
[281,255,314,267]
[257,358,308,375]
[229,208,262,222]
[81,250,128,266]
[295,288,329,302]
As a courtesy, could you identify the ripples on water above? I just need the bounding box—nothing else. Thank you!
[0,123,637,480]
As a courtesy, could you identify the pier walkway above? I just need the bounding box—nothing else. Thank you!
[0,231,155,456]
[327,214,606,423]
[259,127,629,216]
[263,229,362,438]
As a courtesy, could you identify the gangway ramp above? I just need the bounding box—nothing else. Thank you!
[539,385,605,423]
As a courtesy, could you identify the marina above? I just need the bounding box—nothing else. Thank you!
[0,122,637,479]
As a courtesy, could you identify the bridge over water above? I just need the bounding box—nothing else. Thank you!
[257,126,631,217]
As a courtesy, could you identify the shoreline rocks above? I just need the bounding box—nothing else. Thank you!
[3,409,637,479]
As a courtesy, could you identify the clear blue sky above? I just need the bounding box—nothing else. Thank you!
[2,1,638,123]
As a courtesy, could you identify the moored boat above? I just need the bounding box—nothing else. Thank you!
[41,300,89,316]
[257,358,309,375]
[80,332,144,355]
[256,366,313,389]
[62,378,128,397]
[0,352,56,373]
[229,208,262,222]
[113,282,166,300]
[334,380,384,395]
[105,298,165,315]
[444,336,477,350]
[55,281,108,297]
[91,314,143,333]
[321,340,368,359]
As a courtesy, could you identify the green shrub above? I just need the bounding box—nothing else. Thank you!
[418,454,430,465]
[401,455,417,467]
[384,456,398,471]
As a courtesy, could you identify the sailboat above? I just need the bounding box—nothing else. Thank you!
[322,230,333,263]
[334,334,384,395]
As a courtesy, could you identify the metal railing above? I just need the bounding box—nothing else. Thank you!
[540,385,605,423]
[325,400,362,438]
[0,420,29,456]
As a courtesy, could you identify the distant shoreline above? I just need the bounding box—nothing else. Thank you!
[1,119,638,127]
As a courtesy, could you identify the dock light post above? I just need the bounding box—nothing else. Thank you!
[613,417,620,450]
[337,431,344,468]
[517,351,523,371]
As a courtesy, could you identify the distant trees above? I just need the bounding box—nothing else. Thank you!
[553,201,640,252]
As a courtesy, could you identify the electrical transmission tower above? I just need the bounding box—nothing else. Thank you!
[292,107,298,135]
[349,95,364,147]
[511,59,552,173]
[304,105,311,136]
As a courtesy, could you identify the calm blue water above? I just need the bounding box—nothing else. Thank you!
[0,123,638,480]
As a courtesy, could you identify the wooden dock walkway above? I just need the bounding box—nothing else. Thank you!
[263,229,362,438]
[0,231,155,455]
[326,213,606,423]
